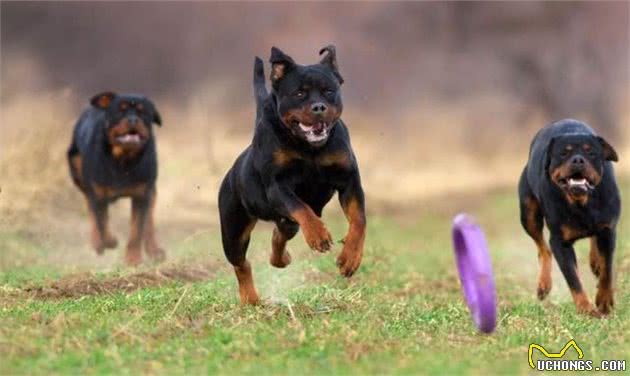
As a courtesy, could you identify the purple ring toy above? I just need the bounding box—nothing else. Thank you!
[452,213,497,333]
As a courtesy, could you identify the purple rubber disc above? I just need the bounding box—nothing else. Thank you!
[452,213,497,333]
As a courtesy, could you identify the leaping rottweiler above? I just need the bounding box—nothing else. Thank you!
[218,46,367,304]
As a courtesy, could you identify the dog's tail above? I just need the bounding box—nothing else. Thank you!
[253,57,267,121]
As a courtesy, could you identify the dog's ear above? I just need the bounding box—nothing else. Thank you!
[319,45,344,85]
[90,91,116,109]
[544,137,556,172]
[269,47,296,87]
[597,136,618,162]
[153,107,162,126]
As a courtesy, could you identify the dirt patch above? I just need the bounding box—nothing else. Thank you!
[23,263,217,299]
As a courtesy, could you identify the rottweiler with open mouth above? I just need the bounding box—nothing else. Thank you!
[218,46,366,304]
[67,92,165,266]
[518,119,620,316]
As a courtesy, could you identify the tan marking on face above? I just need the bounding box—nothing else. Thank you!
[106,118,150,160]
[271,64,285,81]
[280,104,342,130]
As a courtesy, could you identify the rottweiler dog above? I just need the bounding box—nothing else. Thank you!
[518,119,620,316]
[219,46,366,304]
[67,92,165,266]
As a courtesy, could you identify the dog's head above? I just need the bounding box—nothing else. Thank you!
[269,45,344,147]
[90,92,162,160]
[546,133,618,205]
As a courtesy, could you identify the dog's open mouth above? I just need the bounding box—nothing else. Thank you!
[559,173,595,195]
[115,130,144,145]
[293,120,330,144]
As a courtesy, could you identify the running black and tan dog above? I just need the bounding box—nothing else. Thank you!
[68,92,165,266]
[518,119,620,316]
[219,46,366,304]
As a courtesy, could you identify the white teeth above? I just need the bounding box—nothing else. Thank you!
[569,178,587,186]
[297,122,328,143]
[117,134,141,144]
[304,129,328,143]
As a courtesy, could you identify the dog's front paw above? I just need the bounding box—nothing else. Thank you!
[103,233,118,249]
[125,246,143,266]
[336,244,363,277]
[302,220,333,252]
[270,249,292,268]
[537,275,552,300]
[147,247,166,263]
[596,288,614,315]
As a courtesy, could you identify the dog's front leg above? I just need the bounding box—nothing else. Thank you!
[267,182,332,252]
[126,195,149,266]
[337,174,366,277]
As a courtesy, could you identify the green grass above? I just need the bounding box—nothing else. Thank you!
[1,185,629,375]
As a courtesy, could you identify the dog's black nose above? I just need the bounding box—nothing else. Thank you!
[311,102,328,115]
[127,115,139,126]
[571,155,586,166]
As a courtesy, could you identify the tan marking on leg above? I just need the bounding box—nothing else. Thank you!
[523,197,553,299]
[270,227,292,268]
[234,261,260,305]
[87,198,105,255]
[70,154,84,189]
[536,239,553,300]
[144,191,165,262]
[591,237,614,315]
[337,197,366,277]
[571,289,600,317]
[589,237,604,278]
[290,206,332,252]
[125,200,144,266]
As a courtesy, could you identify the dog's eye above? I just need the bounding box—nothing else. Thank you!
[324,89,335,96]
[294,90,306,99]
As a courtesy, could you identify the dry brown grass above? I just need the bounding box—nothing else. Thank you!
[22,263,216,299]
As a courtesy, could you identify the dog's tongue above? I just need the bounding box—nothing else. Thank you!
[313,122,325,134]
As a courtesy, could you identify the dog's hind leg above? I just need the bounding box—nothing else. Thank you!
[219,177,259,305]
[518,169,552,300]
[270,219,298,268]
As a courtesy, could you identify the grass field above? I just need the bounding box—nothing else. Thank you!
[1,181,629,375]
